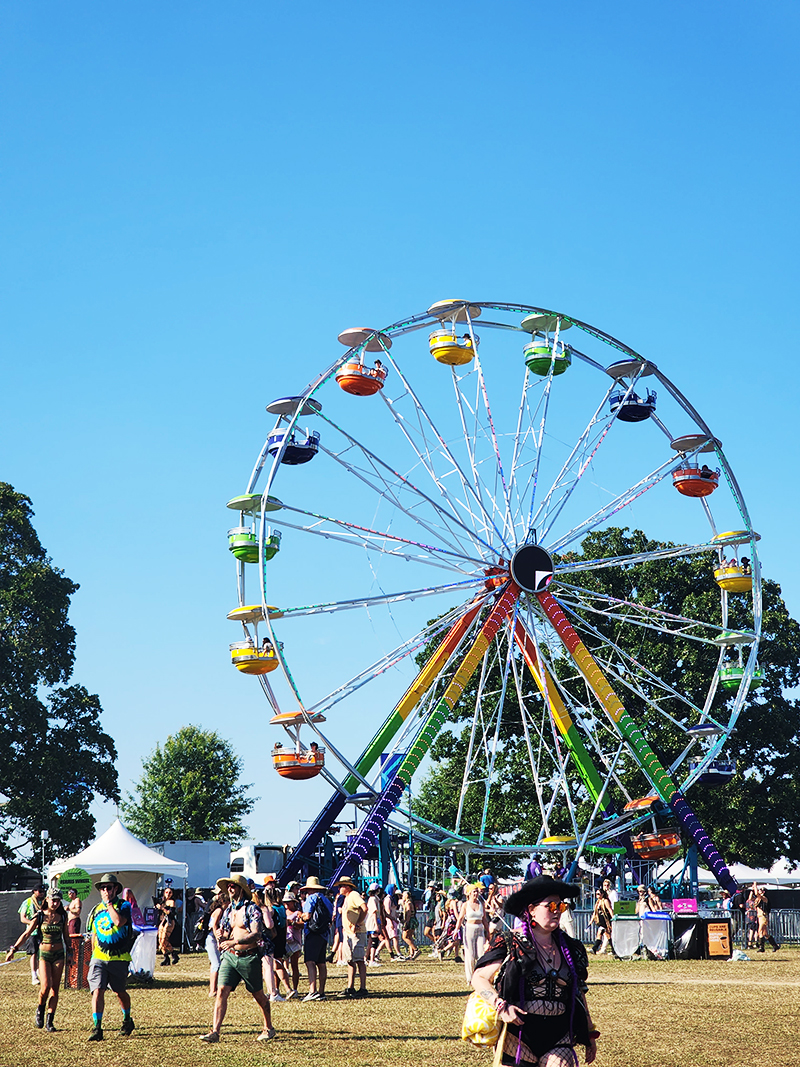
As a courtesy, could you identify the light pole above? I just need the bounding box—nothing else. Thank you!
[40,830,49,882]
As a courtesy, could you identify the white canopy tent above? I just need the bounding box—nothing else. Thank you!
[655,856,800,889]
[48,818,188,917]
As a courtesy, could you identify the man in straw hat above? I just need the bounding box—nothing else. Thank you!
[298,876,333,1001]
[200,874,275,1043]
[85,874,136,1041]
[332,876,368,998]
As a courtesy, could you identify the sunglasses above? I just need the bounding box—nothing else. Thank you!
[537,900,569,914]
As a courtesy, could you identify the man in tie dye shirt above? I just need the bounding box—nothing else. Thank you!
[85,873,135,1041]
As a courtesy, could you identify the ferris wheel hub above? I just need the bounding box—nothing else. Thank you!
[509,544,554,593]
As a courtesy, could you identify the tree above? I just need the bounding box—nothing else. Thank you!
[412,527,800,871]
[121,725,257,844]
[0,483,119,866]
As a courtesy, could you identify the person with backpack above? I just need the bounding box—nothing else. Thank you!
[298,876,333,1001]
[200,875,275,1044]
[262,882,293,1001]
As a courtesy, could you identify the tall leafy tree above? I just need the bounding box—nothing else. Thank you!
[121,725,257,844]
[413,527,800,872]
[0,483,119,866]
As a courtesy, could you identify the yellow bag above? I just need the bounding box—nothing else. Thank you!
[461,990,501,1047]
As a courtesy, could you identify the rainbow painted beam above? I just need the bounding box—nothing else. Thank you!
[513,620,610,812]
[328,584,521,883]
[536,589,737,893]
[278,597,484,883]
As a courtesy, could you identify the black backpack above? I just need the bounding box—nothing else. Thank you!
[306,895,332,936]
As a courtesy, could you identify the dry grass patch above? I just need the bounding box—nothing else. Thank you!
[1,947,799,1066]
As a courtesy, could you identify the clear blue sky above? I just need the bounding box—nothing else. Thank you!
[2,1,798,851]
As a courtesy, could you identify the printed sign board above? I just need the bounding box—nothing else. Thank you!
[707,921,731,957]
[672,897,698,914]
[57,867,93,900]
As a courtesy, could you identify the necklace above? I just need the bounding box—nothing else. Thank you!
[532,936,558,969]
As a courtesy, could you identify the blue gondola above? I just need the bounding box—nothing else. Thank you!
[267,429,320,465]
[687,758,736,785]
[609,389,657,422]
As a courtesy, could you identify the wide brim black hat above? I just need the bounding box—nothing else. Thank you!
[505,875,580,917]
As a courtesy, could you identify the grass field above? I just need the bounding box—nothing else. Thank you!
[2,946,799,1067]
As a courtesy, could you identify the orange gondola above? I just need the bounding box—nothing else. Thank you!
[335,360,388,396]
[631,830,681,861]
[272,744,325,780]
[672,464,719,498]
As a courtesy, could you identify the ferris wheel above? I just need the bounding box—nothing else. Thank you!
[225,299,761,891]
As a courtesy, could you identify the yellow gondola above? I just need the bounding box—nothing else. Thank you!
[429,329,477,365]
[230,641,279,675]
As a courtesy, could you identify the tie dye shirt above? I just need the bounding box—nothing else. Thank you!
[88,899,134,962]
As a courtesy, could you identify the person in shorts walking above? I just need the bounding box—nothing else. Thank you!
[85,873,135,1041]
[200,875,274,1044]
[18,883,46,985]
[333,876,368,998]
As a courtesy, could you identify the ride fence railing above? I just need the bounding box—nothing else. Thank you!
[574,909,800,945]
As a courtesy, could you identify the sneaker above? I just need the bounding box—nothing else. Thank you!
[120,1017,135,1036]
[200,1032,220,1043]
[301,992,320,1002]
[270,993,285,1003]
[317,993,327,1001]
[88,1028,104,1042]
[285,990,298,1000]
[337,986,355,998]
[35,1005,45,1029]
[256,1028,276,1042]
[32,974,40,986]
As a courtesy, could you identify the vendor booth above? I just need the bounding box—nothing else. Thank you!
[48,818,188,980]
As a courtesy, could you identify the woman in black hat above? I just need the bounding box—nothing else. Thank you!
[470,876,598,1065]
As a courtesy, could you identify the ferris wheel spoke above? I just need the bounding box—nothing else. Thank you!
[467,329,516,547]
[545,457,679,555]
[555,581,730,645]
[476,627,518,844]
[557,599,705,724]
[527,383,618,537]
[273,577,489,622]
[270,512,485,575]
[509,654,555,834]
[556,541,720,576]
[317,414,498,558]
[302,597,488,718]
[447,363,513,552]
[379,367,508,550]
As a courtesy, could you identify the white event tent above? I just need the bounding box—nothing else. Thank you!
[48,818,188,918]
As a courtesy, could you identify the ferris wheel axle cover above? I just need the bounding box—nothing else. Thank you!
[509,545,554,593]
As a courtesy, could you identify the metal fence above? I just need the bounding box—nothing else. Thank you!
[574,909,800,946]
